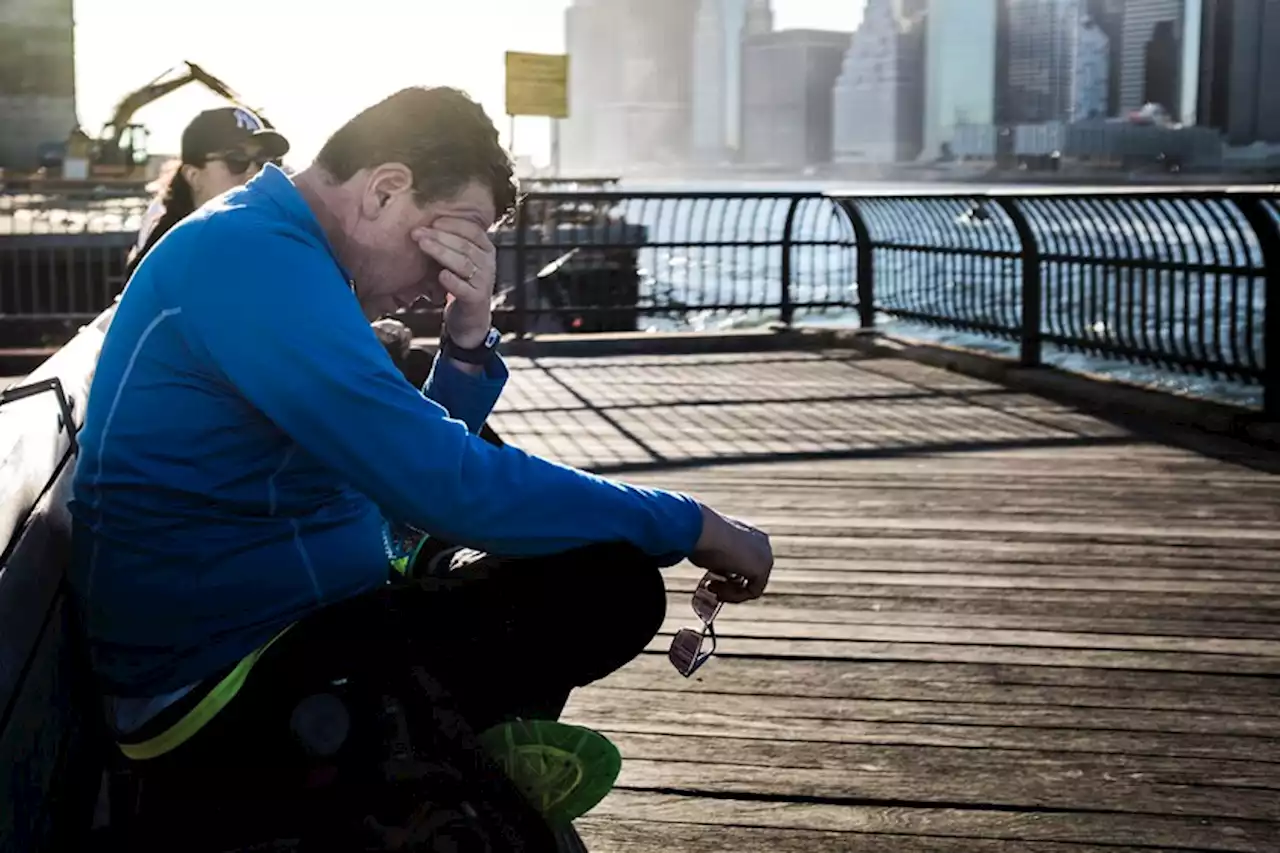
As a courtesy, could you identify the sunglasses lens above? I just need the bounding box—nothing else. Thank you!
[692,585,720,624]
[668,627,709,677]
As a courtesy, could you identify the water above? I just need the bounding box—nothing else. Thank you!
[592,192,1268,410]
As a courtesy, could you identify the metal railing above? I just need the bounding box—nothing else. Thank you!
[0,186,1274,413]
[834,189,1274,414]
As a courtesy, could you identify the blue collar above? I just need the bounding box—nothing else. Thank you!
[246,164,355,286]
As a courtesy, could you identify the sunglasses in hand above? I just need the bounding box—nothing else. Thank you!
[668,572,736,678]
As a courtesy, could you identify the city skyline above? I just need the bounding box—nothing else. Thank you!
[555,0,1277,178]
[6,0,1280,179]
[69,0,869,168]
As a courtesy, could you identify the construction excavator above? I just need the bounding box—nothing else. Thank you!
[26,61,265,189]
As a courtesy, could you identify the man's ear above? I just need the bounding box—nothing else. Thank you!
[360,163,415,219]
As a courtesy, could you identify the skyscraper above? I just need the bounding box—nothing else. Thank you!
[691,0,753,163]
[1086,0,1125,115]
[0,0,77,170]
[561,0,609,174]
[744,0,774,37]
[1072,15,1110,120]
[560,0,698,174]
[923,0,1000,159]
[1197,0,1280,144]
[999,0,1109,124]
[1118,0,1189,117]
[831,0,926,163]
[741,29,851,167]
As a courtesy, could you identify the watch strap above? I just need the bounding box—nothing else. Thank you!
[441,326,501,365]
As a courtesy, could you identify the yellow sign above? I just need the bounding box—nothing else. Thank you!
[505,51,569,119]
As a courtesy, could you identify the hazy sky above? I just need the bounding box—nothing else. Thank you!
[73,0,868,167]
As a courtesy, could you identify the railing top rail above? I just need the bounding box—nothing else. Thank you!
[513,185,1280,206]
[519,190,833,202]
[825,184,1280,200]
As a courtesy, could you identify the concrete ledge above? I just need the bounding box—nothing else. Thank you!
[413,327,863,358]
[843,333,1279,449]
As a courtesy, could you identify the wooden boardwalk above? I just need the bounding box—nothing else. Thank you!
[487,348,1280,853]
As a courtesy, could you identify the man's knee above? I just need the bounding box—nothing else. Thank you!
[583,543,666,648]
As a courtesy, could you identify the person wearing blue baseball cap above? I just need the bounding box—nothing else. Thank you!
[127,105,291,277]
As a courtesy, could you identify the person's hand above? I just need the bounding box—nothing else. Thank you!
[690,504,772,604]
[412,218,497,349]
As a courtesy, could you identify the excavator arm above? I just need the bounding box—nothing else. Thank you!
[98,61,264,153]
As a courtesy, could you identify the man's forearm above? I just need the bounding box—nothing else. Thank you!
[422,348,507,434]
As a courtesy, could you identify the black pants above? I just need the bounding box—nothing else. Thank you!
[126,541,666,846]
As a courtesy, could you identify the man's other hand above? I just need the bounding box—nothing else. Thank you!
[690,504,772,604]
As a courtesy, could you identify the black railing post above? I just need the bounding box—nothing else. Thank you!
[839,199,875,330]
[1235,193,1280,419]
[779,197,802,327]
[512,199,529,339]
[995,197,1042,368]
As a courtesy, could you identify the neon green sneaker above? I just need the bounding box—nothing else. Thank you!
[477,719,621,827]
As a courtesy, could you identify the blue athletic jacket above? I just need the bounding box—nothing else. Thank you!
[68,166,703,696]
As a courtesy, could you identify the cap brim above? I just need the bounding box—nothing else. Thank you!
[250,129,291,158]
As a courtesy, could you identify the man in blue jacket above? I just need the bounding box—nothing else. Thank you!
[69,86,772,846]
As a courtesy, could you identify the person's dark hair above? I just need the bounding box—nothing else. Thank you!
[315,86,518,219]
[125,162,197,278]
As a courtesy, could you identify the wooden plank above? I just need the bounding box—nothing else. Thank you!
[684,590,1280,626]
[565,698,1280,763]
[594,732,1279,817]
[659,595,1280,640]
[638,635,1280,675]
[570,687,1280,741]
[583,791,1276,853]
[755,538,1280,573]
[697,557,1280,583]
[604,655,1280,715]
[661,566,1280,596]
[659,581,1280,621]
[576,819,1195,853]
[652,616,1280,656]
[653,478,1280,502]
[604,756,1277,823]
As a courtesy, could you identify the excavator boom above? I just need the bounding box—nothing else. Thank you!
[99,61,262,150]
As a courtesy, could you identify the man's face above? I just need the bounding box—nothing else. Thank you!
[343,168,497,320]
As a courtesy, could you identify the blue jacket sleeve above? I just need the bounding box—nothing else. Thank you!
[422,350,506,435]
[171,223,704,560]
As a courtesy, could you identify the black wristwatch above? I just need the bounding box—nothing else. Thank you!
[440,325,501,365]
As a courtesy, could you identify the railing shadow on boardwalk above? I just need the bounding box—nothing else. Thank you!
[492,349,1146,476]
[490,345,1280,477]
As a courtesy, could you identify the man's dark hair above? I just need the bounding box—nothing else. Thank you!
[316,86,517,218]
